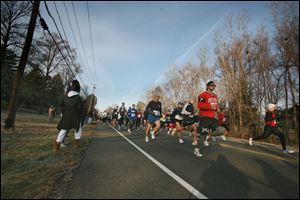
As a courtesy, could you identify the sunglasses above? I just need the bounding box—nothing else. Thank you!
[209,85,216,87]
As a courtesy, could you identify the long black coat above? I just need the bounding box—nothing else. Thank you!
[57,93,84,131]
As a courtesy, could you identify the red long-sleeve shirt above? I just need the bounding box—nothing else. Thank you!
[197,91,219,118]
[218,112,225,124]
[265,111,277,127]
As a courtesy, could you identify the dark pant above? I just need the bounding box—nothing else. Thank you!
[136,119,142,129]
[253,126,286,150]
[197,116,221,134]
[129,118,136,131]
[221,123,230,131]
[118,116,124,126]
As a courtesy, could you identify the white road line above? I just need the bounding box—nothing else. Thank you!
[109,125,208,199]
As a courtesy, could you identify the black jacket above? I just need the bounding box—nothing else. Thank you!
[57,91,84,131]
[171,108,183,122]
[145,100,162,117]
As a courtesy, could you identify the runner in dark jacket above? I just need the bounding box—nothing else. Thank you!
[144,95,162,142]
[171,102,184,144]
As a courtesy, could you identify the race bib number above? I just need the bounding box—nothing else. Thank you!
[175,115,183,120]
[153,110,160,116]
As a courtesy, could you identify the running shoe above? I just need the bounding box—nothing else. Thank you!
[220,135,226,141]
[204,140,209,146]
[194,148,202,157]
[249,138,253,146]
[150,130,155,139]
[283,149,295,154]
[145,136,149,143]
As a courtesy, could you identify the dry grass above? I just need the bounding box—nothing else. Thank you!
[1,112,96,199]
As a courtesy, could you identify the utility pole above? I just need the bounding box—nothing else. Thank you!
[88,83,96,117]
[4,1,40,129]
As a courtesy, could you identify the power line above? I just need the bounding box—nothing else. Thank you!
[43,2,80,78]
[87,1,99,81]
[62,1,92,82]
[42,1,88,93]
[38,12,88,95]
[52,1,93,82]
[71,1,93,81]
[52,2,68,46]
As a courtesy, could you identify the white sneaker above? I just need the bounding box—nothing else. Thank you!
[220,135,226,141]
[150,130,155,139]
[145,136,149,143]
[128,129,131,134]
[212,136,216,142]
[204,140,209,146]
[249,138,253,146]
[192,141,197,146]
[283,149,295,154]
[167,130,171,134]
[194,148,202,157]
[179,139,184,144]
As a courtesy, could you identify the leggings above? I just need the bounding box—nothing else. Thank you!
[253,126,286,150]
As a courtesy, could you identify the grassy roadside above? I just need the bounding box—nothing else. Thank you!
[1,112,96,199]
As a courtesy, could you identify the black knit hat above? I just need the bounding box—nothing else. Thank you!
[207,81,215,86]
[71,80,81,92]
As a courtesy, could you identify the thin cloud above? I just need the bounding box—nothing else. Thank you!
[174,15,224,65]
[154,12,227,85]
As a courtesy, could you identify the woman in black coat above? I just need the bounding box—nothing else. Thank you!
[53,80,84,152]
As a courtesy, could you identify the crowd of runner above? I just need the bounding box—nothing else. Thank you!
[95,81,295,157]
[53,80,295,156]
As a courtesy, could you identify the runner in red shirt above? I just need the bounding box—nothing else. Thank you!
[197,81,226,146]
[249,103,294,153]
[218,108,230,135]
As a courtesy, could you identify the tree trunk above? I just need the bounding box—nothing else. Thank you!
[286,64,299,143]
[4,1,40,129]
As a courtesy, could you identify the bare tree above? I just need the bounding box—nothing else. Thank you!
[249,27,278,115]
[271,1,299,141]
[197,47,214,90]
[4,1,40,129]
[271,1,299,75]
[1,1,32,71]
[214,10,254,135]
[33,33,71,78]
[29,32,83,96]
[163,64,183,106]
[136,101,146,111]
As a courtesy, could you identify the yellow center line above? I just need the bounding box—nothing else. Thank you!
[219,143,297,163]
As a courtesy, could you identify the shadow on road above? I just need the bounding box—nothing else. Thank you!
[254,158,299,199]
[200,154,250,199]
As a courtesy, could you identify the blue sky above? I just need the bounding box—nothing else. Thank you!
[40,1,275,110]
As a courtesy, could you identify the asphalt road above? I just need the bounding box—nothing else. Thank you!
[64,123,299,199]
